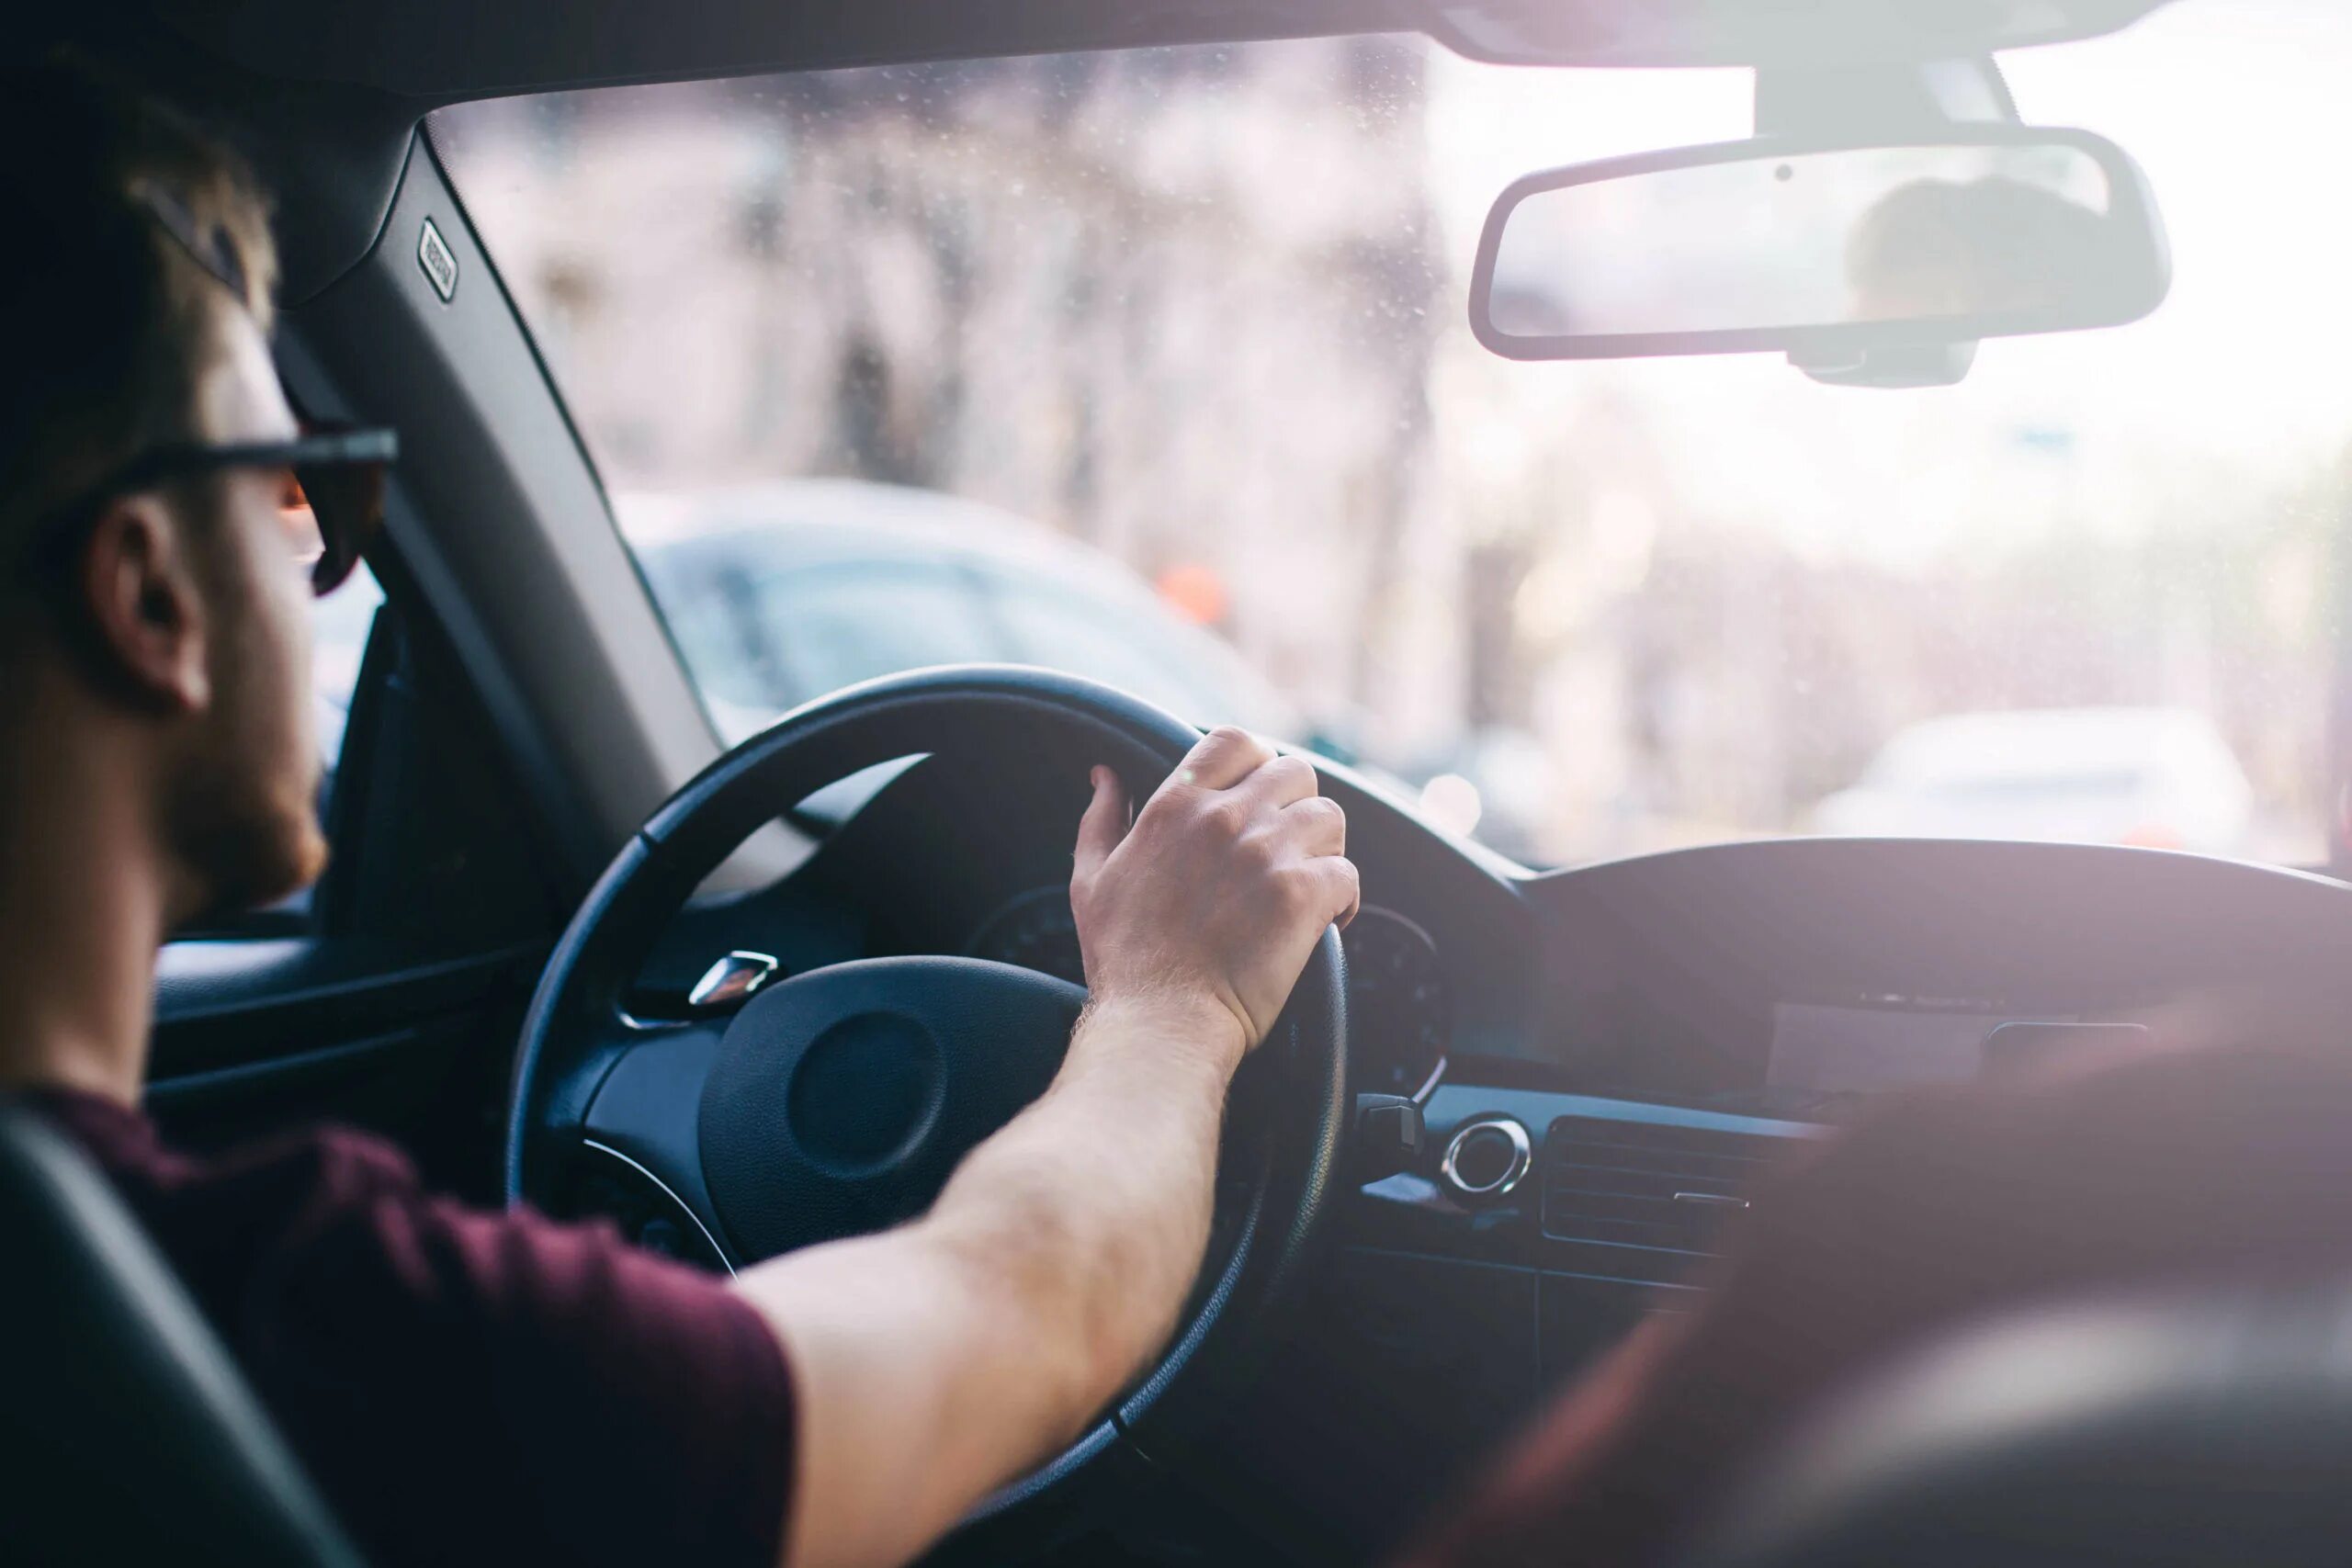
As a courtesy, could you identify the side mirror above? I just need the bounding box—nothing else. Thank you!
[1469,126,2170,371]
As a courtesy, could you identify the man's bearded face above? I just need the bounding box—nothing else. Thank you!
[161,321,328,921]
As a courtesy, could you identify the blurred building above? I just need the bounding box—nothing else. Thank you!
[434,39,1459,760]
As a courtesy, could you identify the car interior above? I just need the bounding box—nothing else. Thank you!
[17,0,2352,1563]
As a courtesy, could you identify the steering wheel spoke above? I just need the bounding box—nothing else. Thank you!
[574,1017,736,1269]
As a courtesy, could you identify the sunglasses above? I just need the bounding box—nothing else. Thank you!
[37,423,398,597]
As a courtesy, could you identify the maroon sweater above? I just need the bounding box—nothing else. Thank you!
[29,1089,795,1568]
[1401,1038,2352,1568]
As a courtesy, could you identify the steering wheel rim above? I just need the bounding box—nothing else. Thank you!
[503,666,1351,1542]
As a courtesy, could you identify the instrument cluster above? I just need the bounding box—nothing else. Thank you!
[967,890,1450,1100]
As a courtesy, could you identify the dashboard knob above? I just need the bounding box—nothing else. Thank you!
[1440,1115,1532,1200]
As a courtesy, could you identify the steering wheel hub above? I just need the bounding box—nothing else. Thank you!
[788,1012,944,1173]
[699,956,1089,1260]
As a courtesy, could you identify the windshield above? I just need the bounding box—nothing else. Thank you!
[431,0,2347,868]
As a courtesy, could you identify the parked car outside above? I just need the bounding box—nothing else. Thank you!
[1811,706,2256,855]
[616,479,1313,747]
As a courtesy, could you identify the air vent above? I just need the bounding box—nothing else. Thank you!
[1542,1115,1790,1256]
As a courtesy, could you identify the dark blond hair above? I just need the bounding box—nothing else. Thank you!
[0,55,279,609]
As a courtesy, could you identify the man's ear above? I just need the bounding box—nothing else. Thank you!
[77,495,212,714]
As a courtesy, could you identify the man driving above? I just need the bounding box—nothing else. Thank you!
[32,51,2346,1568]
[0,60,1359,1568]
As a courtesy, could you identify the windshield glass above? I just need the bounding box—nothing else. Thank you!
[431,0,2348,868]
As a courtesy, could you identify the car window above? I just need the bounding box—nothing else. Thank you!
[308,563,384,789]
[432,3,2348,866]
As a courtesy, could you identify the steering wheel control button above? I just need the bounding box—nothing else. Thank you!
[1441,1116,1532,1201]
[687,951,780,1012]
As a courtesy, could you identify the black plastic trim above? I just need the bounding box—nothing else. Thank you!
[146,1026,433,1108]
[153,940,538,1078]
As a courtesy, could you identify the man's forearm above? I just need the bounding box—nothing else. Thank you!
[920,992,1244,1428]
[738,994,1243,1568]
[750,728,1353,1568]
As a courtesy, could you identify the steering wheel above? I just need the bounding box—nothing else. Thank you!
[503,666,1351,1552]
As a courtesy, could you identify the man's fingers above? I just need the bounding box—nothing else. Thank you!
[1281,793,1346,857]
[1176,725,1277,793]
[1238,753,1319,809]
[1072,766,1130,881]
[1305,854,1363,931]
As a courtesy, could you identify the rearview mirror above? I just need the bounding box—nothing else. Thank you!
[1470,128,2169,364]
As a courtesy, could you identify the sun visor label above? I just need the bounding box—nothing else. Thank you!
[417,218,458,301]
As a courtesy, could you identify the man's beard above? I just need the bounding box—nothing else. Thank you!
[162,622,328,924]
[165,739,327,923]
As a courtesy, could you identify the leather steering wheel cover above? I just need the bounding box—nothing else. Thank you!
[503,665,1351,1508]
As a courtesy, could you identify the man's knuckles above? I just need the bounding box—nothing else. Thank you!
[1274,863,1326,918]
[1195,724,1270,762]
[1329,856,1363,920]
[1252,754,1317,800]
[1182,725,1275,788]
[1283,795,1346,848]
[1288,793,1342,823]
[1272,856,1356,926]
[1207,795,1258,840]
[1238,827,1287,874]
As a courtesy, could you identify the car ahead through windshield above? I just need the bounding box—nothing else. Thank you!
[616,478,1306,745]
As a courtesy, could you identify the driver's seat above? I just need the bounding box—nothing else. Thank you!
[0,1100,362,1567]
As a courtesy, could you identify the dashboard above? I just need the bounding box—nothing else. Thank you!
[612,746,2352,1558]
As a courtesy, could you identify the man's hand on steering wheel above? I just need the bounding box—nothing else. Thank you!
[725,723,1356,1568]
[507,671,1363,1568]
[1072,726,1363,1061]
